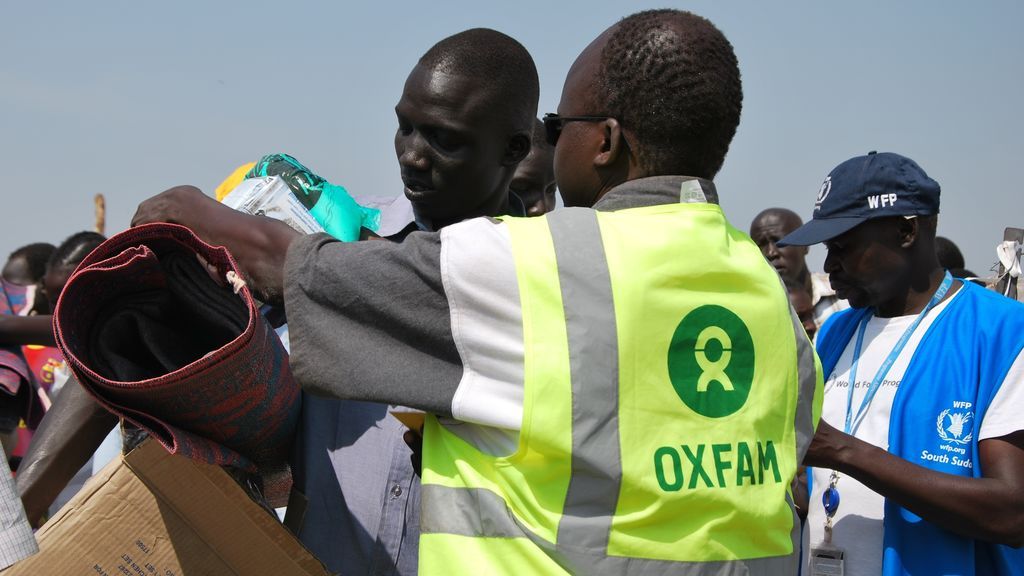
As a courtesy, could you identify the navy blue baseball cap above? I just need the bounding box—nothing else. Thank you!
[777,151,940,247]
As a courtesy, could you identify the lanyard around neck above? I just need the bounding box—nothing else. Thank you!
[843,271,954,436]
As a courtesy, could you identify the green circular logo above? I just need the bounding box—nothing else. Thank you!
[667,305,755,418]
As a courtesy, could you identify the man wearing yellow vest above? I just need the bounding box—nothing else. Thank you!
[133,9,822,574]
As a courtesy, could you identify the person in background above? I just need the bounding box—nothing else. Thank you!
[2,243,54,286]
[785,276,817,342]
[0,232,106,351]
[935,235,966,271]
[0,240,64,348]
[37,232,105,317]
[0,232,107,350]
[2,243,55,316]
[509,118,557,216]
[779,151,1024,575]
[935,236,985,284]
[15,232,116,526]
[1,243,55,457]
[750,207,849,328]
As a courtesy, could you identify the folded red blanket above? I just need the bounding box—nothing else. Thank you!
[54,223,299,473]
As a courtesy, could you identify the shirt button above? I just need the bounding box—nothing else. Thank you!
[391,484,403,498]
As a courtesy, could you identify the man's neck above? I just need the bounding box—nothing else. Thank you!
[796,267,812,293]
[415,198,509,232]
[875,266,955,318]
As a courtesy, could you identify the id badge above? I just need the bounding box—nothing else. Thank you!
[809,544,844,576]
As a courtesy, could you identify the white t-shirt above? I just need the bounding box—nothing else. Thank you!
[806,289,1024,576]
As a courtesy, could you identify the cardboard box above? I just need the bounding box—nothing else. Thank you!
[7,439,333,576]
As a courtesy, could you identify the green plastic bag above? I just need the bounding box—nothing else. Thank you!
[246,153,380,241]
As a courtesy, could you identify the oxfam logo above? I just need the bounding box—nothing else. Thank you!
[667,305,755,418]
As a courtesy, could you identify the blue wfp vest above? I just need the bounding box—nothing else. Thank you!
[816,281,1024,575]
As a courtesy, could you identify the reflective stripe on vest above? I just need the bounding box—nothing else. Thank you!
[422,205,822,575]
[422,485,800,575]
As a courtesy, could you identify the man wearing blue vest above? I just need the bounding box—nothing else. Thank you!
[779,151,1024,575]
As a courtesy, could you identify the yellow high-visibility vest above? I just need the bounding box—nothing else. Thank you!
[421,200,822,575]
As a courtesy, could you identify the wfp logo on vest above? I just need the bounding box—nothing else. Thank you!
[667,305,754,418]
[920,402,975,470]
[937,403,974,445]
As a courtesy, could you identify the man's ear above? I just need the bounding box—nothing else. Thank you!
[594,118,627,168]
[503,132,532,166]
[899,216,920,249]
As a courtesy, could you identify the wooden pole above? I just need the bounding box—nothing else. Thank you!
[94,194,106,236]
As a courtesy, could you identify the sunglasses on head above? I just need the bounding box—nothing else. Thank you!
[542,113,612,146]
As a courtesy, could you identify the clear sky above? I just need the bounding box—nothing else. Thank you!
[2,1,1021,275]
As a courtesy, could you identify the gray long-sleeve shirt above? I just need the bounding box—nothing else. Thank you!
[284,176,721,419]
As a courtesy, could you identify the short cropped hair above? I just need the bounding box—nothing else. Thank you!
[599,10,742,179]
[530,117,552,153]
[418,28,539,137]
[7,242,56,282]
[48,231,105,271]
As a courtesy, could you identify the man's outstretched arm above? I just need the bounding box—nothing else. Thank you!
[134,185,465,415]
[131,185,299,305]
[0,315,55,347]
[805,420,1024,547]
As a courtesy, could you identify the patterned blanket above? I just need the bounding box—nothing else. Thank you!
[54,223,300,474]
